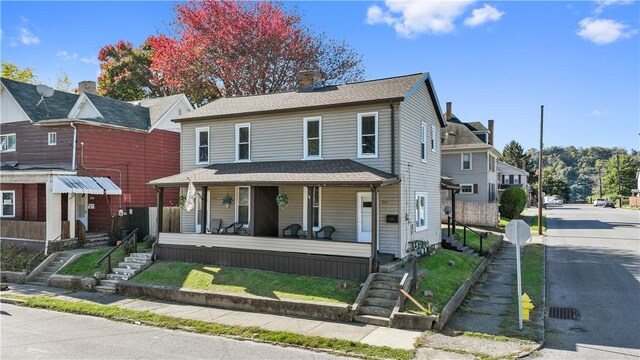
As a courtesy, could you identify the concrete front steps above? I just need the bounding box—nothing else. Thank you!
[354,273,402,326]
[27,252,75,285]
[442,235,481,257]
[84,232,111,248]
[94,252,152,294]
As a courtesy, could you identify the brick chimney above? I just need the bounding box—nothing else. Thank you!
[78,81,98,95]
[445,102,452,122]
[296,71,321,92]
[488,119,494,145]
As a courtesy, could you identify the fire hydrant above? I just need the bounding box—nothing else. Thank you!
[522,293,535,321]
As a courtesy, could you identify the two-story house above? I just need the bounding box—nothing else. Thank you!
[0,78,191,249]
[497,160,531,206]
[150,72,446,281]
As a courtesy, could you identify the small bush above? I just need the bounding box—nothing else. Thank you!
[500,187,527,219]
[143,234,155,248]
[0,244,45,272]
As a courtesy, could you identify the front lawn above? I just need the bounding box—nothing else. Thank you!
[527,214,547,234]
[133,261,360,304]
[407,249,482,314]
[59,243,149,277]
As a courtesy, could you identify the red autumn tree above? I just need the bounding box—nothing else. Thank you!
[149,0,364,105]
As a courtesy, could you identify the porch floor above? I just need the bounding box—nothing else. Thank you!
[377,252,395,265]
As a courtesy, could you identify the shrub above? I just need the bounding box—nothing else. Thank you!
[500,187,527,219]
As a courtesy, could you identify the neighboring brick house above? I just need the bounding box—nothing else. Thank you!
[0,78,191,247]
[150,72,446,281]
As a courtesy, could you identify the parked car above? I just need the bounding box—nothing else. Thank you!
[594,198,606,207]
[604,200,615,208]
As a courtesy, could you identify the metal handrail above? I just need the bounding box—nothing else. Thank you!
[96,228,139,274]
[447,216,488,255]
[26,234,63,272]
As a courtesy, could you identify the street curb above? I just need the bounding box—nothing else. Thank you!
[0,297,26,305]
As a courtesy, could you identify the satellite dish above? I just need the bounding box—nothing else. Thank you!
[36,84,55,98]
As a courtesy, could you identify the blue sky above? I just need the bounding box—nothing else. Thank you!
[1,1,639,152]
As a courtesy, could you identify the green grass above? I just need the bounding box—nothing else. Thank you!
[500,243,545,342]
[527,214,547,234]
[499,217,510,228]
[407,249,482,314]
[133,261,360,304]
[441,227,500,254]
[3,295,413,360]
[58,243,149,277]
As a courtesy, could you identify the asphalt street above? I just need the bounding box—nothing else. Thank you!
[0,303,354,360]
[539,205,640,359]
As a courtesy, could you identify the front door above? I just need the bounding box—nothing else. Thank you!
[76,194,88,229]
[195,190,210,233]
[357,192,372,242]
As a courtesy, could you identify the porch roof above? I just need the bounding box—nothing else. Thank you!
[440,176,461,190]
[149,159,399,187]
[52,175,122,195]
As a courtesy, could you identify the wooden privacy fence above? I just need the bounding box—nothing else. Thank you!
[440,200,499,228]
[0,220,46,240]
[630,197,640,207]
[149,206,180,237]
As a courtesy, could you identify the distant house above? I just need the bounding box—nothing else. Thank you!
[0,78,192,248]
[497,160,531,205]
[149,72,446,281]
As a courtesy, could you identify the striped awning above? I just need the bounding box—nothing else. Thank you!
[52,175,121,195]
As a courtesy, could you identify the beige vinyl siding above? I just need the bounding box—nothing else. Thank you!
[180,103,393,174]
[398,81,442,258]
[378,184,400,255]
[180,185,235,233]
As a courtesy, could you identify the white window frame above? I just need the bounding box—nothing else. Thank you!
[460,184,473,194]
[235,123,251,162]
[235,186,250,227]
[303,116,322,160]
[357,112,378,158]
[48,132,57,146]
[1,133,16,152]
[421,122,427,162]
[195,127,210,165]
[461,153,472,170]
[303,186,322,231]
[1,190,15,218]
[415,192,428,231]
[431,125,436,152]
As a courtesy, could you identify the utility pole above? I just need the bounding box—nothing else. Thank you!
[598,167,603,198]
[538,105,544,235]
[616,152,622,208]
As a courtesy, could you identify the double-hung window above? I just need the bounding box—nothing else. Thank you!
[236,186,250,226]
[357,112,378,158]
[461,153,472,170]
[460,184,474,194]
[303,186,321,231]
[421,122,427,161]
[303,117,322,159]
[195,127,209,164]
[1,191,15,217]
[431,125,436,152]
[48,132,57,146]
[235,123,250,162]
[415,192,427,231]
[1,134,16,152]
[488,155,495,171]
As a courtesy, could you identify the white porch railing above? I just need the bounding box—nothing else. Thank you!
[158,232,371,258]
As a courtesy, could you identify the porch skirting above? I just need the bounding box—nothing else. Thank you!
[154,243,372,281]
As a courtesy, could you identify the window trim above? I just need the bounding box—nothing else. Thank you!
[302,186,322,231]
[303,116,322,160]
[1,133,16,152]
[431,125,436,152]
[235,123,251,162]
[235,186,250,227]
[195,127,210,165]
[421,122,427,162]
[48,132,57,146]
[1,190,15,218]
[415,192,428,231]
[461,153,472,170]
[460,184,474,194]
[357,112,378,158]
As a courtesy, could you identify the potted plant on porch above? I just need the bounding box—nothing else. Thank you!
[222,193,234,208]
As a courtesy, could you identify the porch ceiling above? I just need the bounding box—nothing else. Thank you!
[149,159,399,187]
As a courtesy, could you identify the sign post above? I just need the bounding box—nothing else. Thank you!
[505,219,531,330]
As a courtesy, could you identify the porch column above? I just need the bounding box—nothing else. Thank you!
[156,187,164,235]
[451,189,457,234]
[45,178,62,255]
[67,194,76,239]
[371,185,379,273]
[201,186,208,234]
[306,186,314,239]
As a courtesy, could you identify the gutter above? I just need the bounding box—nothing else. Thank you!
[70,122,77,171]
[390,103,395,174]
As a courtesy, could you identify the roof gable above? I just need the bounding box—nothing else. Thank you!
[82,93,150,131]
[1,77,78,121]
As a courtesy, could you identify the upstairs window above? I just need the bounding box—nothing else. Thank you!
[431,125,436,151]
[421,122,427,161]
[357,112,378,158]
[48,132,57,146]
[1,191,15,217]
[303,117,322,159]
[461,153,472,170]
[195,127,209,164]
[235,123,250,162]
[488,155,496,171]
[1,134,16,152]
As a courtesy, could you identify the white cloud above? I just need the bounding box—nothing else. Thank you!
[56,50,99,65]
[588,110,605,116]
[464,4,504,27]
[577,17,637,45]
[594,0,634,14]
[56,50,78,60]
[19,27,39,45]
[80,56,98,65]
[366,0,476,37]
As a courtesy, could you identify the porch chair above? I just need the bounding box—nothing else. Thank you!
[314,226,335,240]
[282,224,302,238]
[207,218,223,233]
[224,222,248,234]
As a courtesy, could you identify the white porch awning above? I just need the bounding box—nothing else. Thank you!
[52,176,121,195]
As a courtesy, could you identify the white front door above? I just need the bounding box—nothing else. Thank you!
[357,192,372,242]
[76,194,88,229]
[195,190,210,233]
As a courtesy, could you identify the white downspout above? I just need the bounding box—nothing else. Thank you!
[70,122,77,171]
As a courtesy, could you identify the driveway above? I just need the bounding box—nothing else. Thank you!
[540,205,640,359]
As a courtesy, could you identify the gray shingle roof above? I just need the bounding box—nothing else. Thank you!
[130,94,185,123]
[84,93,150,131]
[465,121,487,132]
[1,77,79,121]
[179,73,428,121]
[441,122,488,146]
[150,159,399,187]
